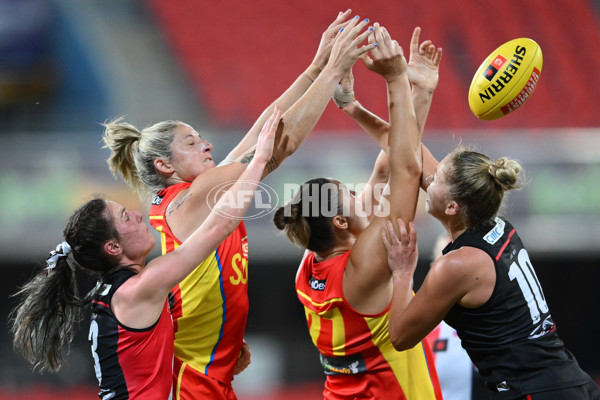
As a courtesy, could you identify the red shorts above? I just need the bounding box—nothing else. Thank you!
[174,359,237,400]
[323,369,407,400]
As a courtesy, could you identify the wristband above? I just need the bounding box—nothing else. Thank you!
[333,84,355,108]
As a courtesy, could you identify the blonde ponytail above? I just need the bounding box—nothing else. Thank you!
[102,118,181,197]
[103,117,146,196]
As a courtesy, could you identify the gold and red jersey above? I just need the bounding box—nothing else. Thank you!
[149,183,249,393]
[296,250,442,400]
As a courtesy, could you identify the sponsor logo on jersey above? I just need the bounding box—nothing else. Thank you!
[432,338,449,352]
[483,217,505,245]
[152,194,165,206]
[92,281,112,297]
[309,276,326,291]
[320,353,367,375]
[529,315,556,339]
[241,235,248,258]
[99,284,112,296]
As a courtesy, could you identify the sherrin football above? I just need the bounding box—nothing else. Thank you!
[468,38,543,120]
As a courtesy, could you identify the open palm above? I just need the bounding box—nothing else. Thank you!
[407,27,442,92]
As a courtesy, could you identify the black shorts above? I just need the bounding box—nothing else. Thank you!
[484,380,600,400]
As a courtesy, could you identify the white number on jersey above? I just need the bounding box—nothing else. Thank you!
[508,248,549,324]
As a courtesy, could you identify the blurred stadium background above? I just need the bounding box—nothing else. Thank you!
[1,0,599,398]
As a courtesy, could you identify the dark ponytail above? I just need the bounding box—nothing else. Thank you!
[11,197,120,372]
[11,252,80,372]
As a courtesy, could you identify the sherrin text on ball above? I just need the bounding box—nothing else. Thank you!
[468,38,542,120]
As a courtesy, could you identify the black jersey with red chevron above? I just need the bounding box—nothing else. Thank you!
[443,217,593,394]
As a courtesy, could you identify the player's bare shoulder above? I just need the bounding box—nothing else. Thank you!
[166,188,193,217]
[436,247,496,307]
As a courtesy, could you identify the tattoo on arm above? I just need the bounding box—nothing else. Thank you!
[167,193,191,216]
[264,157,279,174]
[240,151,279,175]
[240,150,256,164]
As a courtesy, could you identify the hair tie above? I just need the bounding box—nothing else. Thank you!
[45,242,72,275]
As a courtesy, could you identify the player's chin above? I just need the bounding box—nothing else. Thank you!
[204,159,216,169]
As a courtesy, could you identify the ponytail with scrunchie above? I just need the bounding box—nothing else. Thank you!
[45,242,71,275]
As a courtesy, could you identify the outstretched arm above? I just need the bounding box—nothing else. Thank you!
[407,27,443,134]
[358,149,389,222]
[221,10,354,168]
[125,16,378,322]
[337,27,442,146]
[263,16,375,173]
[331,69,390,218]
[164,15,375,242]
[153,108,281,289]
[335,27,442,191]
[344,24,422,314]
[119,108,283,327]
[332,68,390,147]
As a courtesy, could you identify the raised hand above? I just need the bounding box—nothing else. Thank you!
[312,9,354,71]
[325,16,376,78]
[407,27,443,93]
[381,219,418,278]
[360,23,407,83]
[254,105,282,163]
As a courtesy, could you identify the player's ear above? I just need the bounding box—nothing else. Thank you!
[332,215,348,230]
[155,158,174,174]
[445,200,460,217]
[104,239,122,257]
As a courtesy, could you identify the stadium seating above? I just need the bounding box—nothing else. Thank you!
[148,0,600,131]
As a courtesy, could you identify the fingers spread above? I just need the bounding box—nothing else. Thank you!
[372,22,383,49]
[354,26,375,52]
[359,53,374,69]
[336,9,351,21]
[339,15,360,37]
[419,40,432,55]
[410,27,421,51]
[381,228,391,249]
[433,47,443,66]
[392,40,403,57]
